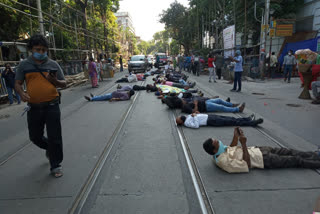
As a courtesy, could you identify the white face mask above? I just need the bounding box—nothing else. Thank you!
[288,53,292,56]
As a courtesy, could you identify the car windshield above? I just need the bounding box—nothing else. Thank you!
[158,55,167,59]
[131,56,144,61]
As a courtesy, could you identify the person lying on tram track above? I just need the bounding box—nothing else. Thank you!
[116,84,147,91]
[176,113,263,129]
[202,127,320,173]
[180,99,244,114]
[84,89,135,102]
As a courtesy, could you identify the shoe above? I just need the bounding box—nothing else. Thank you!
[230,89,236,92]
[239,103,246,112]
[117,84,121,89]
[232,103,240,107]
[209,80,212,83]
[90,93,94,98]
[84,96,91,101]
[250,114,256,121]
[236,89,241,92]
[253,118,264,126]
[284,78,287,82]
[214,80,217,83]
[287,80,290,83]
[226,97,231,102]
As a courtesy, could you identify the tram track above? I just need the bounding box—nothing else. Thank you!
[0,79,121,167]
[68,81,145,214]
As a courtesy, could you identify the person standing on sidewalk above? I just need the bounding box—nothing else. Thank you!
[96,58,103,82]
[15,34,66,178]
[119,55,123,72]
[208,54,216,83]
[214,52,224,79]
[282,50,296,83]
[229,50,243,92]
[2,63,21,105]
[88,57,98,88]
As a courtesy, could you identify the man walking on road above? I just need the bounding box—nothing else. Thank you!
[15,34,66,178]
[208,54,216,83]
[203,127,320,173]
[282,50,296,83]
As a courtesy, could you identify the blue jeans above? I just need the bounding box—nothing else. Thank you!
[7,86,21,104]
[284,65,293,81]
[179,79,187,86]
[205,98,239,112]
[233,72,242,91]
[91,93,112,101]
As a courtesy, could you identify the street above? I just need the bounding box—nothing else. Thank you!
[0,69,319,214]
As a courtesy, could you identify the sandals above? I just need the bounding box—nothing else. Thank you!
[51,167,63,178]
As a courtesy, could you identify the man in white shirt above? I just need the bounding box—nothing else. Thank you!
[176,112,263,129]
[202,128,320,173]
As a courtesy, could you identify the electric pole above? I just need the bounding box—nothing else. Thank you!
[261,0,270,79]
[36,0,45,36]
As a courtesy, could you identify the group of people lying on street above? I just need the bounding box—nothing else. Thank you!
[84,67,320,173]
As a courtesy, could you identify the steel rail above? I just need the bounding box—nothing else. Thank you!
[171,111,214,214]
[68,81,144,214]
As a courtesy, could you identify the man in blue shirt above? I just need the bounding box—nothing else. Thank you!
[229,50,243,92]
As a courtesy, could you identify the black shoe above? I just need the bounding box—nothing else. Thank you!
[236,89,241,92]
[226,97,231,102]
[90,93,94,98]
[230,89,236,92]
[84,96,91,101]
[253,118,264,126]
[209,80,212,83]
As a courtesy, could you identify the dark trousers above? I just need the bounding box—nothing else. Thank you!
[259,147,320,169]
[216,68,222,79]
[27,103,63,170]
[116,78,129,83]
[284,65,293,81]
[133,85,146,91]
[206,115,256,126]
[233,72,242,91]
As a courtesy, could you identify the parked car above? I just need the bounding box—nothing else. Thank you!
[155,53,168,68]
[128,55,148,73]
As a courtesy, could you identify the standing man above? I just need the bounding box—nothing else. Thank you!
[144,55,149,72]
[214,52,224,80]
[270,52,278,78]
[282,50,296,83]
[15,34,66,178]
[178,54,184,72]
[119,55,123,72]
[2,63,21,105]
[229,50,243,92]
[208,54,216,83]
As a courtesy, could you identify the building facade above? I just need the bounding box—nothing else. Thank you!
[114,12,135,34]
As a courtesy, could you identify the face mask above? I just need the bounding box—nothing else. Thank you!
[214,140,228,162]
[33,52,47,60]
[288,53,292,56]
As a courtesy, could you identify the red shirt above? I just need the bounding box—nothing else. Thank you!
[208,58,215,68]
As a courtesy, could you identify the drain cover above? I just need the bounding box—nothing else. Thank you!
[286,104,301,107]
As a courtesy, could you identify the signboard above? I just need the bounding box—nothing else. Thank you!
[276,24,293,37]
[223,25,235,58]
[270,29,275,37]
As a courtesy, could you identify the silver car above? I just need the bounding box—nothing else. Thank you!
[128,55,148,73]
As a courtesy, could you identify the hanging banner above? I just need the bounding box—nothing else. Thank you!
[223,25,235,58]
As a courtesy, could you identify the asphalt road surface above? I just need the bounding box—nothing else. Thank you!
[0,69,319,214]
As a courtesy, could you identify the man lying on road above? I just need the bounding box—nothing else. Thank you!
[202,127,320,173]
[182,99,245,114]
[176,113,263,128]
[84,89,135,102]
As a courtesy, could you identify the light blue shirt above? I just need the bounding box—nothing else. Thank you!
[234,56,243,72]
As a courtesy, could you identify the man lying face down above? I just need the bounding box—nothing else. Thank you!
[176,112,263,129]
[84,89,135,102]
[202,127,320,173]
